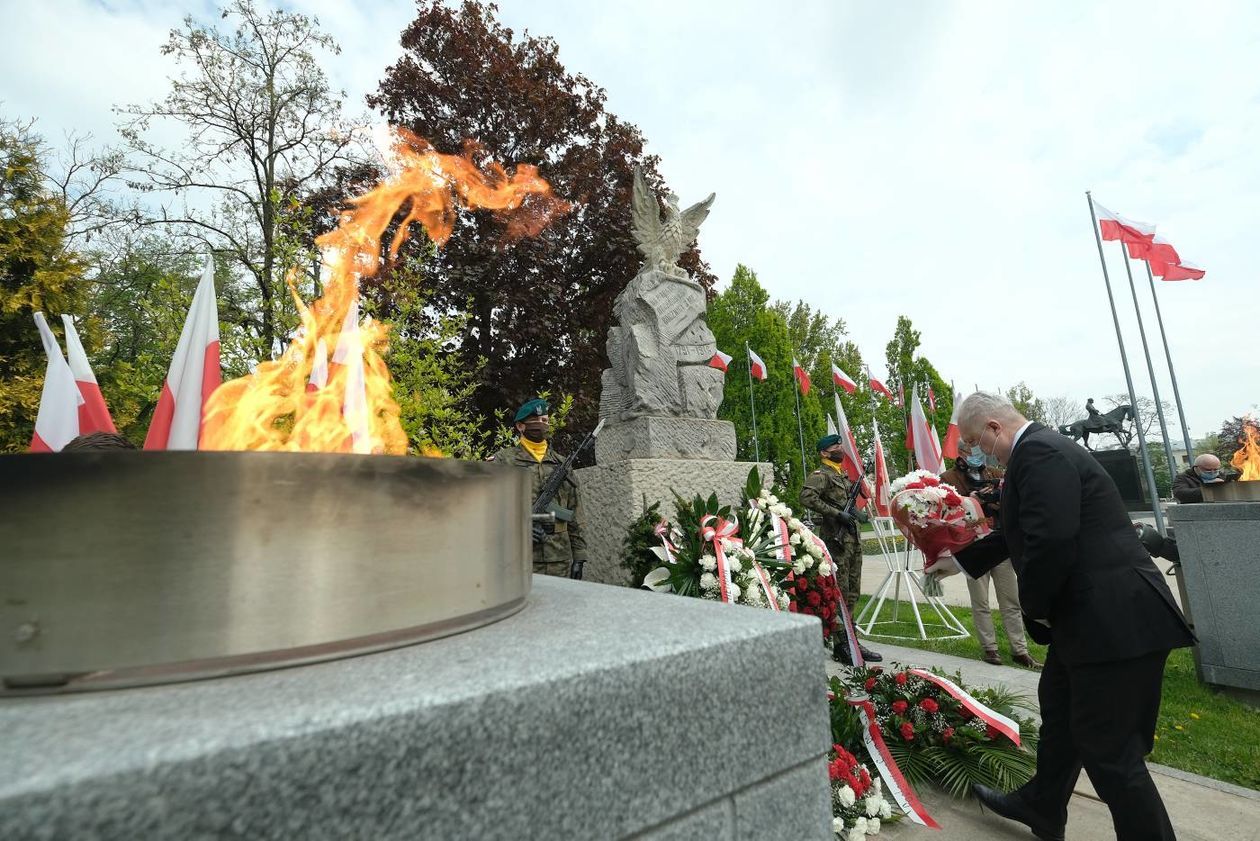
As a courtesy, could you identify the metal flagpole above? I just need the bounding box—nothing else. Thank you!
[1143,260,1195,463]
[792,355,809,484]
[1119,243,1178,506]
[1086,192,1165,534]
[745,342,761,463]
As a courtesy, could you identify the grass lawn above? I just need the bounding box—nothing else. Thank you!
[855,595,1260,791]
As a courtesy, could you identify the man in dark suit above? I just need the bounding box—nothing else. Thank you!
[935,392,1194,841]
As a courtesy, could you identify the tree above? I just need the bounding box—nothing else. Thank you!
[117,0,360,363]
[367,0,714,449]
[1040,395,1080,430]
[1101,393,1175,450]
[1005,382,1046,424]
[0,120,89,451]
[1216,416,1254,468]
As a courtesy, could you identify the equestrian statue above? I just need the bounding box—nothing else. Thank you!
[1057,398,1136,450]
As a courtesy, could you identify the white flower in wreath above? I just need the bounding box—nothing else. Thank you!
[789,531,802,546]
[832,816,846,836]
[770,503,790,517]
[787,517,804,531]
[866,817,881,835]
[792,559,808,576]
[879,801,891,820]
[728,583,742,601]
[727,555,743,574]
[738,546,756,562]
[805,539,824,560]
[818,561,833,576]
[837,784,856,808]
[848,817,868,840]
[700,572,718,592]
[700,554,717,571]
[777,592,791,610]
[864,796,882,818]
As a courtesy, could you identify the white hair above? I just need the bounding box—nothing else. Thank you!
[956,391,1026,431]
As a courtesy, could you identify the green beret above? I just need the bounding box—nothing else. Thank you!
[817,434,841,451]
[514,398,549,423]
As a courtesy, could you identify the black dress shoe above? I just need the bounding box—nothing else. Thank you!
[858,644,882,662]
[972,784,1064,841]
[832,641,853,665]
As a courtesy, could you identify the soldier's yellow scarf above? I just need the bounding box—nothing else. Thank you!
[521,437,548,462]
[821,458,845,473]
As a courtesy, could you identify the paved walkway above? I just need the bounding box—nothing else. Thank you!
[825,643,1260,840]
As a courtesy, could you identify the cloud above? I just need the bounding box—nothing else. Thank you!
[4,0,1255,440]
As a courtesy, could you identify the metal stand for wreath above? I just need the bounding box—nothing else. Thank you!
[855,517,970,641]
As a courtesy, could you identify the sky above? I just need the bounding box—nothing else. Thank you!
[3,0,1257,445]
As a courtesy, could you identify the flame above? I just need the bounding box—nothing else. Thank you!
[200,129,568,454]
[1233,421,1260,481]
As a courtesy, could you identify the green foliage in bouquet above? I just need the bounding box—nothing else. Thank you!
[621,497,664,588]
[829,667,1039,799]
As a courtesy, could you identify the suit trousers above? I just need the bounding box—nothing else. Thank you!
[1018,646,1176,841]
[964,560,1029,655]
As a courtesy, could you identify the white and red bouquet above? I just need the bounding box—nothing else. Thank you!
[828,743,892,838]
[745,485,840,639]
[887,470,989,572]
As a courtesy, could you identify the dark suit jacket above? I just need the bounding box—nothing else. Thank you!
[956,424,1194,666]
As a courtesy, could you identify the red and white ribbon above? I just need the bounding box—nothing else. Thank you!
[700,514,740,604]
[751,561,780,611]
[653,520,677,564]
[771,512,794,563]
[907,668,1021,745]
[811,534,864,668]
[847,698,940,829]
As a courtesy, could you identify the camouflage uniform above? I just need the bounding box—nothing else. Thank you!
[799,462,863,613]
[492,442,587,577]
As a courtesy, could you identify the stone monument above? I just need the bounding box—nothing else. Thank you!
[577,169,769,584]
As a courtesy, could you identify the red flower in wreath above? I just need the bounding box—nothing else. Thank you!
[906,481,926,490]
[899,722,915,741]
[787,602,798,613]
[943,726,955,742]
[796,577,809,592]
[943,490,963,507]
[891,700,908,715]
[921,474,940,487]
[864,677,877,691]
[960,707,975,721]
[806,591,822,607]
[895,672,909,686]
[919,697,940,714]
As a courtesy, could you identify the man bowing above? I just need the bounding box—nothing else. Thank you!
[937,392,1192,841]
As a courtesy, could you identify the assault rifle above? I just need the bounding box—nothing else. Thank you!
[839,462,870,525]
[531,419,605,579]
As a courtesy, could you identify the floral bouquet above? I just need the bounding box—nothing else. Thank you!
[639,488,790,611]
[828,743,892,839]
[743,471,841,640]
[887,470,989,571]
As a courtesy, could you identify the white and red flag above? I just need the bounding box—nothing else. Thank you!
[871,419,892,517]
[793,357,811,395]
[941,390,962,459]
[927,384,937,414]
[747,346,767,381]
[833,391,863,485]
[908,385,944,474]
[897,382,906,409]
[831,363,857,394]
[1127,234,1180,266]
[307,338,329,391]
[29,312,83,452]
[144,254,222,450]
[708,349,733,372]
[1151,259,1206,281]
[1092,200,1155,246]
[869,377,893,401]
[334,300,373,454]
[61,314,116,434]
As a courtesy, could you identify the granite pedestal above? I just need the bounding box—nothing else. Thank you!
[0,577,833,840]
[1169,501,1260,693]
[576,458,772,586]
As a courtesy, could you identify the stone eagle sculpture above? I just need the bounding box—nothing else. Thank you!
[631,167,715,276]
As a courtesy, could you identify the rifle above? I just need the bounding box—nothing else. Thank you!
[822,462,869,533]
[531,419,605,579]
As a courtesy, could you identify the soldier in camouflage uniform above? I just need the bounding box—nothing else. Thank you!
[492,398,588,578]
[799,434,882,663]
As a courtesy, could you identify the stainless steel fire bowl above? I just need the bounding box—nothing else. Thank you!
[0,452,531,695]
[1203,480,1260,502]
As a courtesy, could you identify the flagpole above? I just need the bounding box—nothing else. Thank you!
[1119,243,1178,504]
[745,342,761,463]
[1143,260,1195,463]
[1086,192,1165,534]
[792,355,809,485]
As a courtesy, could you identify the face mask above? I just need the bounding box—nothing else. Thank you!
[520,421,548,443]
[965,450,987,468]
[1198,470,1218,482]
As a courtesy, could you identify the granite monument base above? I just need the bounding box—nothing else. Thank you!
[1092,449,1149,511]
[0,576,832,840]
[576,457,772,586]
[594,416,738,463]
[1169,500,1260,695]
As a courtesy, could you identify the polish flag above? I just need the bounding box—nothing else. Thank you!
[793,358,811,395]
[1127,234,1180,267]
[1151,259,1206,281]
[897,382,906,409]
[307,338,329,391]
[708,349,733,372]
[747,347,767,381]
[872,419,892,517]
[334,301,372,453]
[908,385,944,474]
[29,312,83,452]
[832,364,857,394]
[941,391,962,459]
[927,385,937,414]
[833,391,864,491]
[869,377,893,400]
[144,254,222,450]
[1092,200,1155,246]
[61,314,116,434]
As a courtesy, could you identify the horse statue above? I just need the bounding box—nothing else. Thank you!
[1058,404,1135,450]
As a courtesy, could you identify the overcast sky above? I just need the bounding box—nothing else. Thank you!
[4,0,1257,444]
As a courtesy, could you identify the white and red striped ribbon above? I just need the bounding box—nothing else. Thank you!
[848,698,941,829]
[751,562,780,611]
[771,512,794,563]
[700,514,740,604]
[907,668,1021,745]
[811,534,864,668]
[653,520,677,564]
